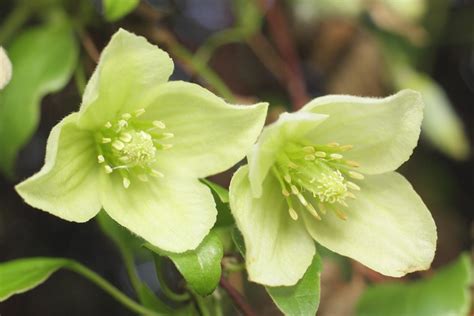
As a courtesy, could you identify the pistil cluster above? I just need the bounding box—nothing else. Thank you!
[94,108,173,188]
[273,142,364,221]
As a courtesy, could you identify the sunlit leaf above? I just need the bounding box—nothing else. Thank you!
[147,232,224,296]
[0,18,78,176]
[357,254,472,316]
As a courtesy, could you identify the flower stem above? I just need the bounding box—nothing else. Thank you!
[65,261,163,316]
[153,256,190,302]
[189,289,212,316]
[219,276,257,316]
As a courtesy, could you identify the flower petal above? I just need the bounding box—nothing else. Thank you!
[302,172,437,277]
[230,166,316,286]
[15,114,101,222]
[78,29,174,129]
[248,111,328,197]
[139,81,268,178]
[301,90,424,174]
[100,173,217,253]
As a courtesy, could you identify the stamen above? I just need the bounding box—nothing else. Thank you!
[345,160,360,168]
[122,113,132,120]
[304,154,316,161]
[303,146,315,153]
[288,208,299,220]
[137,174,149,182]
[282,188,290,197]
[112,140,125,151]
[123,177,131,189]
[153,120,166,129]
[296,193,308,206]
[104,121,112,128]
[161,132,174,139]
[347,181,360,191]
[339,144,353,151]
[318,203,327,214]
[284,174,292,183]
[330,153,343,160]
[151,169,164,178]
[334,208,348,220]
[119,133,132,143]
[290,185,299,195]
[102,137,112,143]
[134,108,146,117]
[97,155,105,163]
[314,151,326,158]
[104,165,113,174]
[349,171,364,180]
[306,204,321,220]
[327,142,340,147]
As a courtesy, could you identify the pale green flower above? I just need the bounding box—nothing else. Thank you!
[0,47,12,90]
[230,90,437,286]
[16,29,268,253]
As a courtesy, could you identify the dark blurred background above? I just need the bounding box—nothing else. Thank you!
[0,0,472,315]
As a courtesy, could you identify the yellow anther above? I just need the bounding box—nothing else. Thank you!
[282,189,290,197]
[290,185,299,195]
[118,120,128,129]
[345,160,360,168]
[330,153,343,160]
[296,193,308,206]
[288,161,298,169]
[347,181,361,191]
[97,155,105,163]
[151,169,164,178]
[306,204,321,220]
[327,142,340,148]
[349,171,364,180]
[119,133,132,143]
[104,121,112,128]
[304,154,316,161]
[303,146,315,153]
[162,132,174,139]
[122,113,132,120]
[314,151,326,158]
[137,174,149,182]
[153,120,166,129]
[284,174,292,183]
[112,140,125,151]
[346,192,357,199]
[162,144,173,150]
[334,208,348,220]
[123,177,131,189]
[134,108,146,117]
[104,165,113,174]
[339,144,353,151]
[288,208,299,220]
[102,137,112,143]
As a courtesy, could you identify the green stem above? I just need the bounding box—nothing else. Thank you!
[65,261,163,316]
[0,4,31,44]
[120,247,143,296]
[153,256,190,302]
[189,289,211,316]
[74,62,86,95]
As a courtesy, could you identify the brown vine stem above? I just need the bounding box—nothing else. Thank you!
[77,27,100,63]
[219,276,257,316]
[257,0,310,110]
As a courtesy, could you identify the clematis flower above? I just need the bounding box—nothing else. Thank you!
[0,47,12,90]
[230,90,437,286]
[16,29,268,253]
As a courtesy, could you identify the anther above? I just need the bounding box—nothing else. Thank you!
[284,174,292,183]
[314,151,326,158]
[349,171,364,180]
[122,113,132,120]
[303,146,315,153]
[304,154,316,161]
[97,155,105,163]
[104,121,112,128]
[122,177,131,189]
[306,204,321,220]
[112,140,125,151]
[318,203,327,214]
[345,160,360,168]
[153,120,166,129]
[162,132,174,139]
[162,144,173,150]
[102,137,112,143]
[104,165,113,174]
[296,193,308,206]
[134,108,146,117]
[117,120,128,129]
[119,133,132,143]
[327,142,340,147]
[290,185,299,195]
[339,144,353,151]
[347,181,361,191]
[288,208,299,220]
[288,161,298,169]
[334,208,348,220]
[137,174,149,182]
[282,189,290,197]
[346,192,357,199]
[151,169,164,178]
[330,153,343,160]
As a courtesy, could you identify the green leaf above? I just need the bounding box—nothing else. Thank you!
[0,17,78,176]
[0,257,69,301]
[356,254,472,316]
[103,0,139,21]
[266,253,322,316]
[147,232,224,296]
[201,179,233,227]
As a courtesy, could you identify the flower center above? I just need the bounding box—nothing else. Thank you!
[95,108,173,188]
[272,142,364,221]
